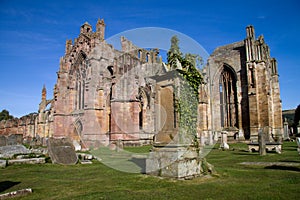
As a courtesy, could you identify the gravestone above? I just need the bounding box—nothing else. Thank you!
[220,131,229,150]
[73,140,82,151]
[146,71,214,179]
[41,137,48,147]
[283,118,290,140]
[0,159,7,168]
[237,130,244,141]
[0,135,7,147]
[258,129,266,156]
[296,137,300,155]
[47,137,78,165]
[153,85,178,145]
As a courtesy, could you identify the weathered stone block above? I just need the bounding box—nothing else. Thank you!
[0,145,30,159]
[8,158,45,165]
[0,159,6,168]
[146,146,208,179]
[47,137,78,165]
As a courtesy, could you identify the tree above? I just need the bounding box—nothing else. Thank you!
[167,36,204,146]
[0,109,14,121]
[294,104,300,134]
[167,35,203,95]
[168,35,181,57]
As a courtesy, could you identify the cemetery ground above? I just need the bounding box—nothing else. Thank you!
[1,142,299,200]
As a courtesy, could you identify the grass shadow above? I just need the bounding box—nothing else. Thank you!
[232,151,259,156]
[265,165,300,172]
[130,157,146,174]
[279,160,300,163]
[0,181,21,193]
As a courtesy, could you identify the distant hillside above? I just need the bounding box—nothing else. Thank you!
[282,109,295,126]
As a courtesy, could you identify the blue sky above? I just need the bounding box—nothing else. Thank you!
[0,0,299,117]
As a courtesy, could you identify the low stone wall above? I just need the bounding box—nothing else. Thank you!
[8,158,45,165]
[247,142,282,154]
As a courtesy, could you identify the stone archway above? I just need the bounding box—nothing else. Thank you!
[138,87,149,131]
[69,119,83,142]
[219,65,239,129]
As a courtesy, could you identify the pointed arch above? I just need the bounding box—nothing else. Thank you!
[138,86,151,130]
[219,64,239,128]
[70,119,83,142]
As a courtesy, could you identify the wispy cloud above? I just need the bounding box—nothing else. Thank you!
[257,15,266,19]
[0,89,36,99]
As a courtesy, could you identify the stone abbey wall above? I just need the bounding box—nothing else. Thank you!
[0,20,283,148]
[200,25,282,142]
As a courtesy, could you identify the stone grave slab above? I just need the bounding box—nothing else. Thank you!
[47,137,78,165]
[8,158,45,165]
[0,145,31,159]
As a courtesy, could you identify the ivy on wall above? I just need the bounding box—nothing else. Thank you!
[167,36,204,146]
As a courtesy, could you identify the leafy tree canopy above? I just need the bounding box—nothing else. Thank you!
[0,109,14,121]
[167,35,203,95]
[294,104,300,126]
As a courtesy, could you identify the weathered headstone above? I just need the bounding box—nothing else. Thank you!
[146,71,214,179]
[296,137,300,155]
[283,118,290,140]
[47,137,78,165]
[0,135,7,147]
[41,137,48,147]
[0,159,7,168]
[258,129,266,156]
[237,130,244,141]
[220,131,229,150]
[73,140,82,151]
[153,85,177,145]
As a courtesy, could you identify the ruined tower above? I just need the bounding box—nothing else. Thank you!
[96,18,105,41]
[202,25,283,142]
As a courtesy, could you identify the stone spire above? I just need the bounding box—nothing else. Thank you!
[80,21,92,35]
[246,25,255,39]
[65,39,72,55]
[96,18,105,41]
[42,85,47,101]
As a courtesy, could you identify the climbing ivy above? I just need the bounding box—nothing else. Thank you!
[167,35,204,146]
[167,36,203,95]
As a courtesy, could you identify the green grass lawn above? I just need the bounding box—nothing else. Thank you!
[1,142,299,200]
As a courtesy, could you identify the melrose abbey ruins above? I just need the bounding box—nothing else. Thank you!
[0,19,283,148]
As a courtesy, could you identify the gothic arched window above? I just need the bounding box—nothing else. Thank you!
[219,65,238,128]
